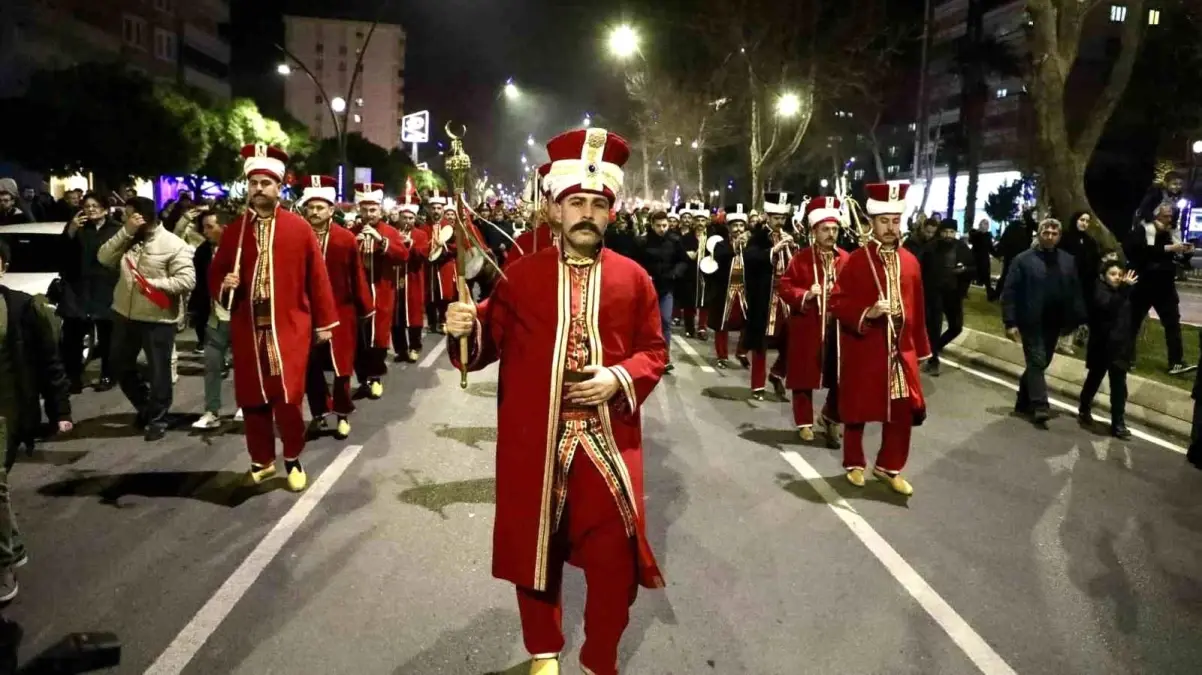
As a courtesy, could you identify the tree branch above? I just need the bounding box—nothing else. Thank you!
[1071,0,1148,159]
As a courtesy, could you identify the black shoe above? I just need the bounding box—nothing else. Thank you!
[737,355,750,369]
[1077,410,1093,427]
[716,359,729,370]
[1032,408,1051,426]
[94,377,115,392]
[664,363,675,373]
[1169,363,1198,376]
[924,359,941,377]
[1111,426,1132,440]
[770,375,788,400]
[144,424,167,442]
[69,379,83,395]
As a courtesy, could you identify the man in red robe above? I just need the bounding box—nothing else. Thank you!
[506,163,559,270]
[446,127,666,675]
[349,182,407,399]
[392,191,430,362]
[742,192,799,400]
[421,188,455,332]
[704,203,751,367]
[298,176,374,440]
[210,144,339,492]
[829,182,930,496]
[779,197,849,448]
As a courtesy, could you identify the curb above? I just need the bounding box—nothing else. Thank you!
[942,328,1192,441]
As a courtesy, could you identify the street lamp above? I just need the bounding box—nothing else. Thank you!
[504,78,519,99]
[777,92,802,118]
[608,24,639,60]
[521,154,527,164]
[583,115,592,128]
[331,96,347,113]
[690,140,699,150]
[1193,140,1202,154]
[276,63,292,76]
[527,135,535,146]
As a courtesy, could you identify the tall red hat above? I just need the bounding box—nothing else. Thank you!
[354,182,385,205]
[298,175,337,207]
[805,196,844,227]
[543,127,630,203]
[426,188,450,206]
[864,182,910,216]
[399,177,422,213]
[241,143,289,182]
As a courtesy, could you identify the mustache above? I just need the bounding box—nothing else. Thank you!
[570,221,602,235]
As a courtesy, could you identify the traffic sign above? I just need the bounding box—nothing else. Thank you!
[401,110,430,144]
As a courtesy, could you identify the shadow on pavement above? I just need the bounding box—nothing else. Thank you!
[391,607,522,675]
[15,449,90,467]
[62,414,143,440]
[431,424,498,451]
[397,474,496,518]
[36,470,283,507]
[700,386,784,406]
[463,381,498,399]
[776,473,913,508]
[737,424,806,451]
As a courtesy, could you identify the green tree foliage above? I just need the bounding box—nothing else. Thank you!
[297,134,415,193]
[984,179,1027,225]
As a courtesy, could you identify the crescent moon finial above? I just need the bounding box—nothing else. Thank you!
[444,122,467,140]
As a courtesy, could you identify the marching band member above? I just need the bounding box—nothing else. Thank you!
[298,176,374,440]
[349,182,407,400]
[829,182,930,496]
[779,197,848,447]
[445,127,666,675]
[705,204,751,368]
[506,164,557,269]
[421,188,455,331]
[743,192,797,400]
[210,144,339,491]
[392,188,430,362]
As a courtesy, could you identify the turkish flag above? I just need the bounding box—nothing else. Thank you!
[125,257,172,310]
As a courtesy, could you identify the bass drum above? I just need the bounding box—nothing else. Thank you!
[437,225,454,244]
[699,256,719,275]
[465,249,486,279]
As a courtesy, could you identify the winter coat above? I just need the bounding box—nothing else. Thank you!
[1,286,71,462]
[98,224,196,324]
[57,216,122,320]
[636,231,688,296]
[1085,279,1134,371]
[1001,247,1086,332]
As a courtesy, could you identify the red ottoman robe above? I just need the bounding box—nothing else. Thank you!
[209,207,340,406]
[315,223,375,375]
[398,226,431,328]
[504,222,557,270]
[450,247,668,592]
[829,243,931,424]
[349,221,407,348]
[779,246,848,391]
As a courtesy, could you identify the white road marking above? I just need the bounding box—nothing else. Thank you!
[144,444,366,675]
[939,356,1187,456]
[671,334,716,373]
[419,339,449,369]
[778,450,1020,675]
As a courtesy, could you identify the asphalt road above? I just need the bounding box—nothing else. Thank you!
[3,329,1201,675]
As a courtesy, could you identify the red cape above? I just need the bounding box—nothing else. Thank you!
[779,246,848,390]
[316,224,374,376]
[450,247,667,591]
[349,221,407,348]
[209,207,340,406]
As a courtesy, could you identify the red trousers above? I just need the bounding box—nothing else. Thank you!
[682,308,708,334]
[750,350,787,391]
[714,331,741,360]
[516,458,637,675]
[792,387,839,427]
[242,338,307,465]
[843,398,913,473]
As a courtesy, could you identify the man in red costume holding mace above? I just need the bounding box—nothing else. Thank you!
[829,182,930,496]
[349,182,407,399]
[392,189,430,362]
[505,163,558,269]
[779,196,849,448]
[446,127,667,675]
[210,144,339,492]
[298,175,374,440]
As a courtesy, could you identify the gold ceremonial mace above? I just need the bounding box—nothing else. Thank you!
[445,123,472,389]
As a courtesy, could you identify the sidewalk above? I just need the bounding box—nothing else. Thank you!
[943,328,1193,440]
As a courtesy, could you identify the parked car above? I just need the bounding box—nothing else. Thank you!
[0,222,66,297]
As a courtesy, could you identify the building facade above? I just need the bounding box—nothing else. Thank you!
[0,0,231,100]
[282,15,407,152]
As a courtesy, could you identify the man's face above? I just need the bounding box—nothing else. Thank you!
[693,217,709,233]
[651,218,669,237]
[429,203,445,222]
[64,191,81,208]
[360,203,382,224]
[1038,223,1062,248]
[813,221,839,248]
[553,192,611,251]
[444,209,459,225]
[0,193,13,211]
[922,222,938,239]
[769,214,786,231]
[248,175,281,209]
[872,214,903,245]
[201,214,224,244]
[20,188,33,201]
[939,228,957,241]
[730,222,746,239]
[1167,178,1185,195]
[82,197,106,221]
[306,200,334,228]
[399,211,417,230]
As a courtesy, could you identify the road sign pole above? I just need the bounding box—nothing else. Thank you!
[412,142,419,164]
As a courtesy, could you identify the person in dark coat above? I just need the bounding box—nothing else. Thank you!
[967,218,994,294]
[740,198,797,400]
[676,215,708,339]
[1078,261,1137,439]
[920,219,975,375]
[1001,217,1086,427]
[1125,202,1192,374]
[635,211,688,371]
[57,191,121,393]
[990,208,1037,301]
[187,211,220,353]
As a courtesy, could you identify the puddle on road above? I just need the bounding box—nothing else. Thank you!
[432,424,498,450]
[399,476,496,518]
[463,381,498,398]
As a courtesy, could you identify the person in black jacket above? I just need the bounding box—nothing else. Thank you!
[636,211,688,371]
[57,191,121,393]
[921,219,975,375]
[990,208,1037,301]
[1002,218,1086,427]
[968,218,994,294]
[1078,261,1137,439]
[1125,203,1194,375]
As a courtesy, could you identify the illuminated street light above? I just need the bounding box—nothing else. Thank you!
[608,24,639,60]
[1193,140,1202,154]
[331,96,347,113]
[504,78,519,99]
[820,179,830,188]
[583,115,592,128]
[527,135,535,146]
[674,137,682,146]
[776,92,801,118]
[690,140,699,150]
[276,63,292,76]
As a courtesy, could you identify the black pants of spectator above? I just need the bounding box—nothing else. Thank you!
[109,317,175,427]
[1189,395,1202,467]
[392,325,423,360]
[974,256,992,295]
[1016,320,1062,414]
[1130,283,1183,366]
[1079,365,1128,429]
[925,288,964,362]
[61,317,113,386]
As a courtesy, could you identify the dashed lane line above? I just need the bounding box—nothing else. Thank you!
[419,339,449,369]
[671,334,716,373]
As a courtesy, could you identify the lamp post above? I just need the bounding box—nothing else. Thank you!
[607,24,651,201]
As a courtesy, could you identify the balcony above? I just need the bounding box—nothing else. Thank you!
[184,65,231,100]
[183,22,229,64]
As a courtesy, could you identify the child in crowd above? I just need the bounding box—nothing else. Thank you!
[1078,260,1137,439]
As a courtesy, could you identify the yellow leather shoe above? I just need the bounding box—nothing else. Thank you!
[407,349,420,362]
[249,462,277,485]
[529,658,559,675]
[873,468,914,496]
[369,381,384,399]
[798,426,815,442]
[846,468,866,487]
[335,417,351,439]
[286,465,308,492]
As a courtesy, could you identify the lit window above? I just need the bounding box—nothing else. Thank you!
[1110,5,1127,22]
[889,146,898,156]
[853,169,865,180]
[1148,9,1161,25]
[996,88,1009,98]
[888,165,899,175]
[353,114,362,123]
[908,123,918,131]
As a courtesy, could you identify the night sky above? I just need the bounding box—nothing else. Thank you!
[235,0,657,189]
